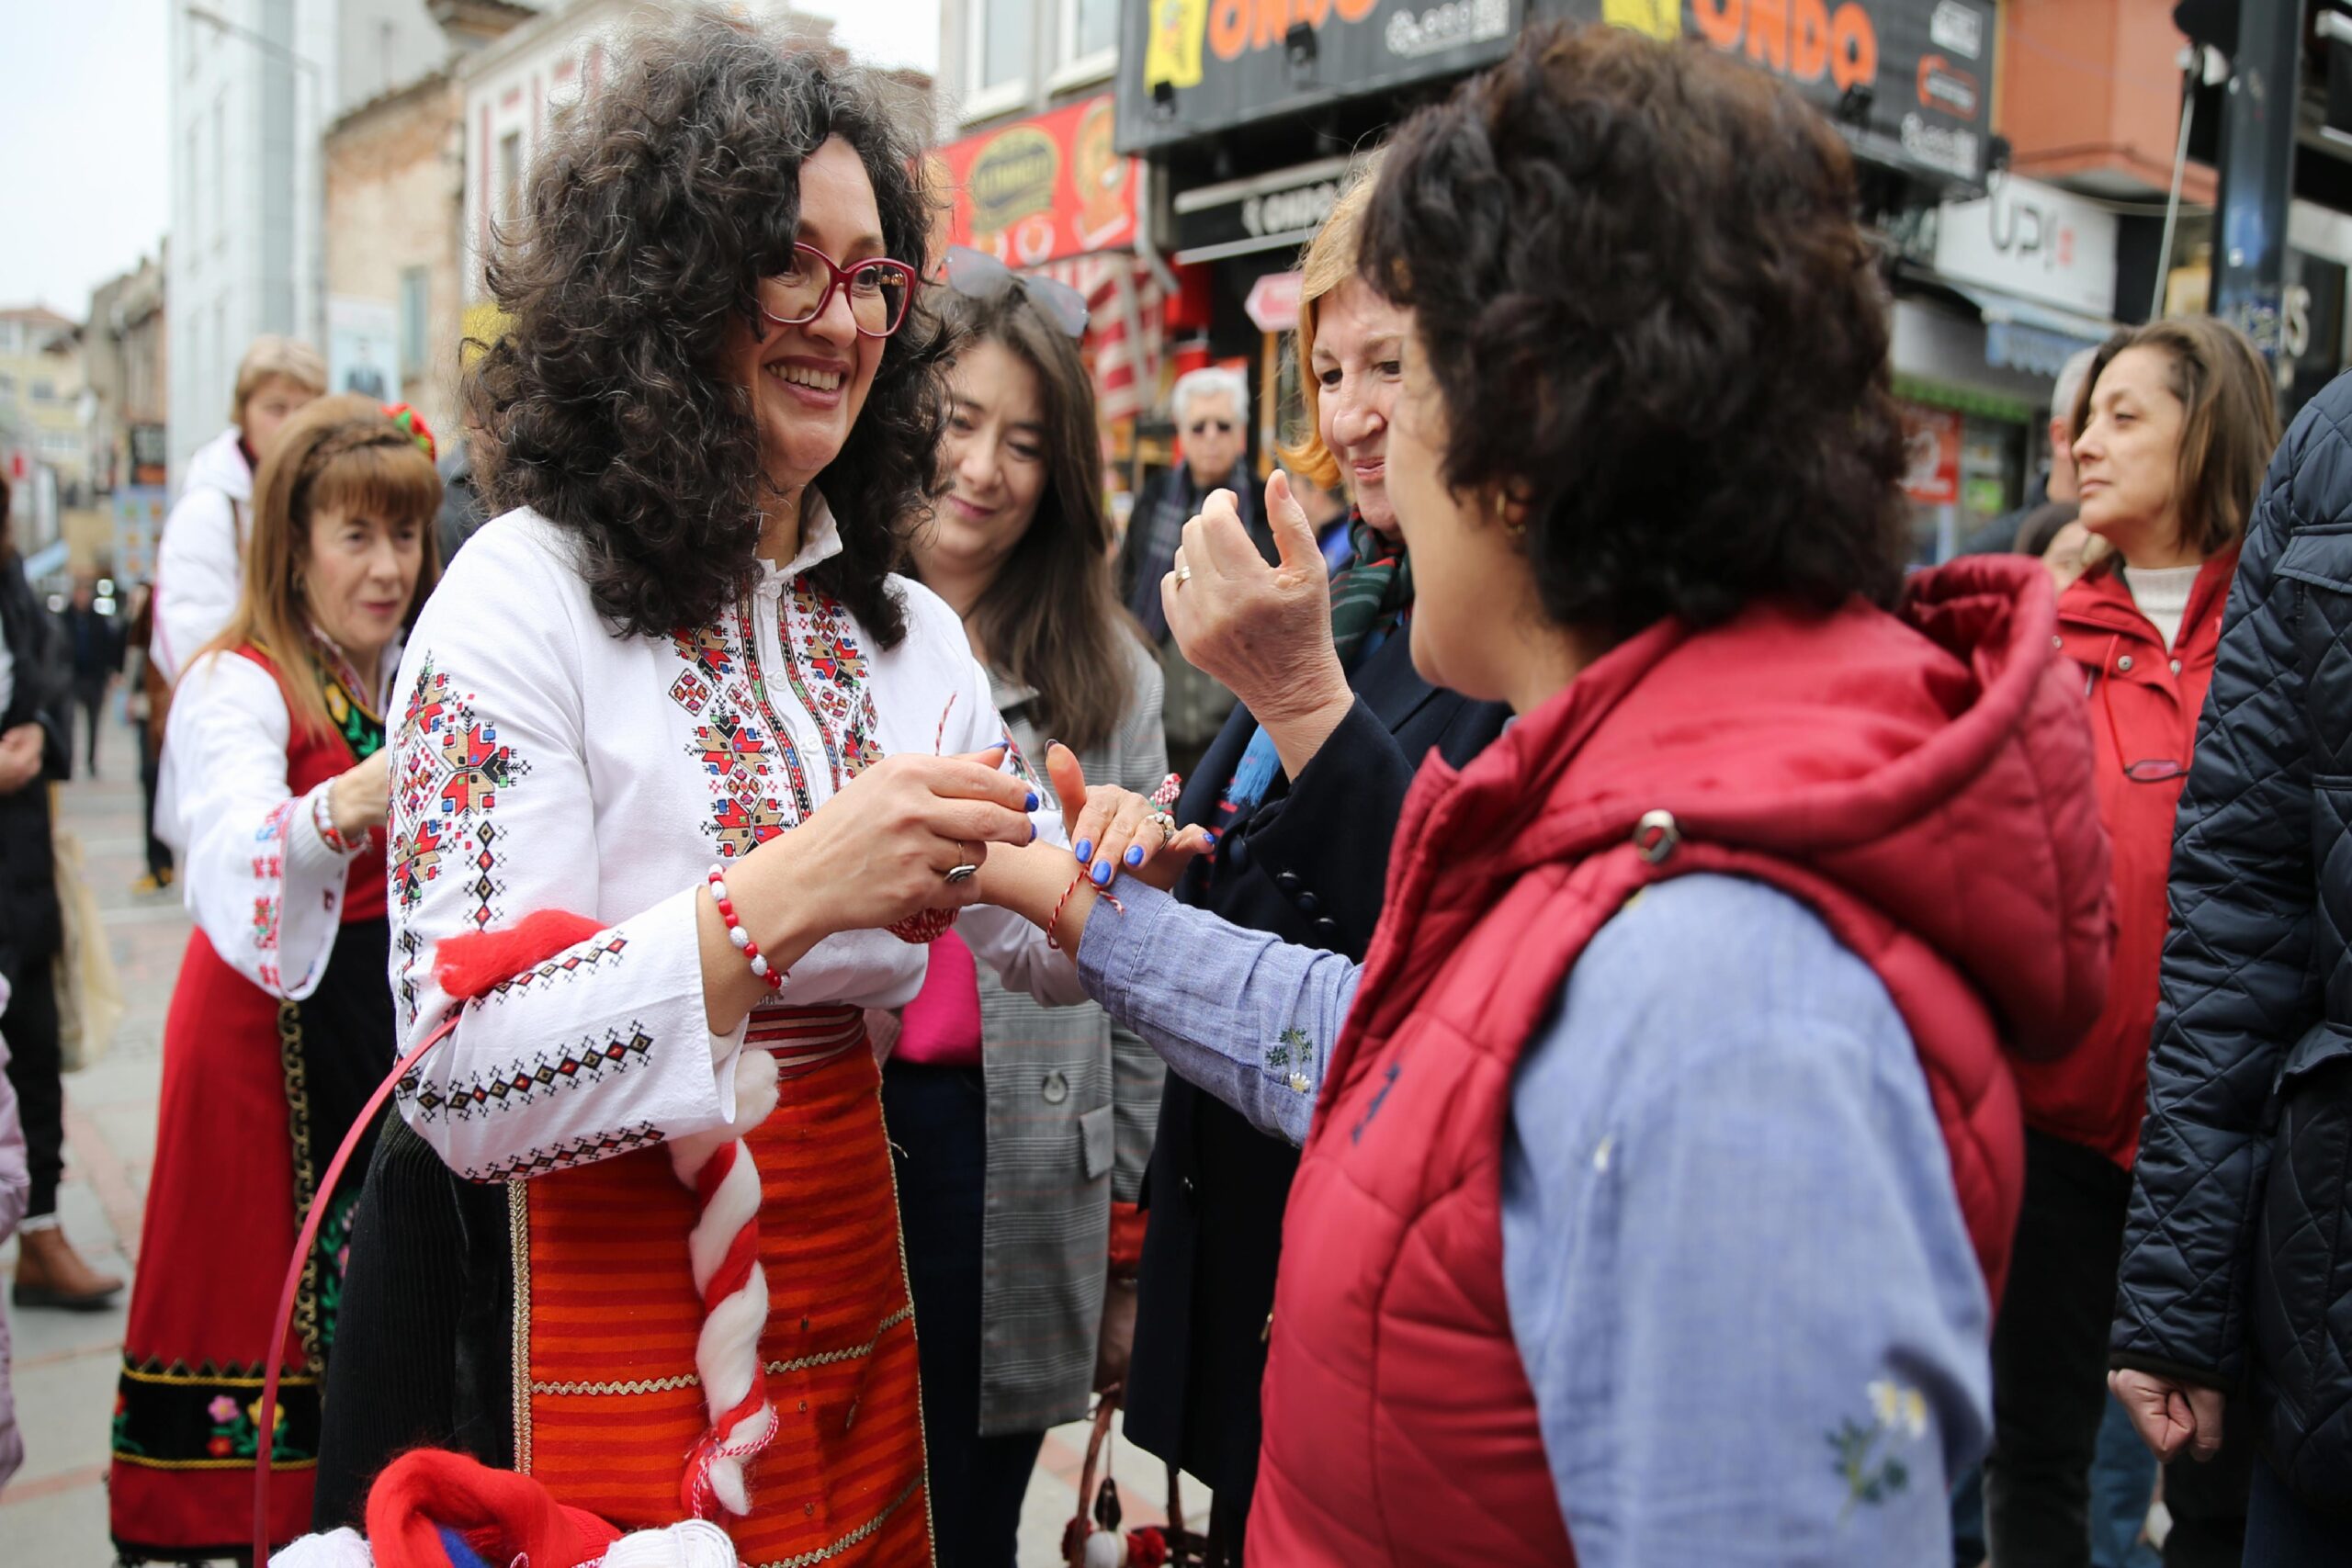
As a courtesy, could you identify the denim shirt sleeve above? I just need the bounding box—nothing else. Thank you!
[1503,874,1992,1565]
[1075,881,1360,1147]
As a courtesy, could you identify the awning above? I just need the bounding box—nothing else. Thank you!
[1952,286,2119,378]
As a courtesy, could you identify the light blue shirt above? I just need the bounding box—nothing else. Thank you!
[1078,873,1990,1564]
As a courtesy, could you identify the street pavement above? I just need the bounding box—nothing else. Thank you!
[3,713,1202,1564]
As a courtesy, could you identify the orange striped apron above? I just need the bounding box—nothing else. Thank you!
[515,1004,931,1567]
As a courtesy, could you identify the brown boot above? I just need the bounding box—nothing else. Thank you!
[11,1223,124,1310]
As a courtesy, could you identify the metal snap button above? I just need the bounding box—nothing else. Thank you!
[2170,659,2182,675]
[2052,635,2064,649]
[2118,654,2133,672]
[1633,808,1679,864]
[1041,1069,1069,1104]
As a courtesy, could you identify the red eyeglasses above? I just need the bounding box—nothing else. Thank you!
[758,243,918,339]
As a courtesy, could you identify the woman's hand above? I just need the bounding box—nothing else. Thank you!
[699,748,1039,1031]
[1047,744,1212,893]
[1163,470,1354,780]
[327,748,393,837]
[1093,1278,1137,1397]
[0,724,43,795]
[2109,1368,2226,1461]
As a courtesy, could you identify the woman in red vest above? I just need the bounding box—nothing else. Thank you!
[977,24,2115,1565]
[1987,320,2277,1564]
[108,396,439,1561]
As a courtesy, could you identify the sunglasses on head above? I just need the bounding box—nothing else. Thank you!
[1187,420,1235,436]
[940,246,1090,338]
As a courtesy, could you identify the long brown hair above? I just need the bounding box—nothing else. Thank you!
[204,394,442,739]
[921,287,1135,752]
[2073,317,2279,558]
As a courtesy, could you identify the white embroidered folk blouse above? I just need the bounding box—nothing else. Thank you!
[386,503,1084,1182]
[157,648,382,1001]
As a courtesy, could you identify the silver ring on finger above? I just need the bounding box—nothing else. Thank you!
[1175,564,1193,586]
[1145,810,1178,846]
[943,842,980,885]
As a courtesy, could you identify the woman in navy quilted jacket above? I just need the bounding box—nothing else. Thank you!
[2110,367,2352,1562]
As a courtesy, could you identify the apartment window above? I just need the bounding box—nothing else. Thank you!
[0,373,15,403]
[399,266,430,380]
[1066,0,1117,64]
[969,0,1033,101]
[0,323,17,355]
[498,130,523,226]
[29,380,55,405]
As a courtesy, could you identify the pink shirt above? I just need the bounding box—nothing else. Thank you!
[891,929,984,1069]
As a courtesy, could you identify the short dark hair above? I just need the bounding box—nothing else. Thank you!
[2072,317,2279,558]
[467,9,947,645]
[921,287,1136,752]
[1359,24,1908,644]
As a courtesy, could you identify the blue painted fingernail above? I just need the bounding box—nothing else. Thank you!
[1091,859,1113,886]
[1024,790,1039,812]
[1125,845,1144,867]
[1074,839,1093,863]
[1029,819,1037,843]
[1203,829,1219,848]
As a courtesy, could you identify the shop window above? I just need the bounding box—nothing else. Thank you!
[29,380,55,406]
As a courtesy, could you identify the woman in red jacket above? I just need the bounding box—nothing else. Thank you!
[1985,318,2278,1566]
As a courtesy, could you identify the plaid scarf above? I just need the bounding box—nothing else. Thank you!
[1217,513,1412,824]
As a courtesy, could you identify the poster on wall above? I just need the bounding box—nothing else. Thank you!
[933,96,1140,267]
[328,297,401,402]
[112,487,168,585]
[1898,402,1962,505]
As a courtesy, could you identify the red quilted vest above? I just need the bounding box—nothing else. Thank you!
[1250,559,2114,1565]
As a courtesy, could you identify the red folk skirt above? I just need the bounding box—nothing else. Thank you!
[516,1008,931,1566]
[110,920,393,1561]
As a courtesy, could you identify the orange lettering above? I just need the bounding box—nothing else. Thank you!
[1210,0,1250,59]
[1295,0,1329,24]
[1254,0,1290,49]
[1335,0,1378,20]
[1791,0,1830,80]
[1692,0,1744,51]
[1746,0,1787,71]
[1829,2,1877,91]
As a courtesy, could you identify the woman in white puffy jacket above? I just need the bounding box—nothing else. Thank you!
[149,335,325,686]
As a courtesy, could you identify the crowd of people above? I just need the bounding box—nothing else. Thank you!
[2,10,2351,1567]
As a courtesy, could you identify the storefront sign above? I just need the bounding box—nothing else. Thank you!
[1118,0,1522,152]
[1898,402,1962,505]
[1171,156,1354,259]
[328,297,400,401]
[1246,271,1306,331]
[934,96,1140,268]
[112,487,167,585]
[1566,0,1997,186]
[1934,175,2119,318]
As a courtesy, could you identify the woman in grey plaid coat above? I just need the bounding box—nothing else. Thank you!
[882,261,1166,1566]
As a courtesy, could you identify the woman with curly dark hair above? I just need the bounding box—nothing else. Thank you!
[970,23,2114,1563]
[311,14,1084,1562]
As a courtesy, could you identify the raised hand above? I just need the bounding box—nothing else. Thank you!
[1162,471,1354,779]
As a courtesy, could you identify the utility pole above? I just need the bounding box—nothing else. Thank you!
[2205,0,2305,355]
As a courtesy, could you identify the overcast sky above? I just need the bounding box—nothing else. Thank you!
[0,0,941,321]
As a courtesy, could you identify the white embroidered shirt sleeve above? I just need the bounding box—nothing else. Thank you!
[385,520,743,1183]
[161,652,360,1001]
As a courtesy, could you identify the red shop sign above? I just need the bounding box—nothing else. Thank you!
[932,95,1139,268]
[1899,402,1962,506]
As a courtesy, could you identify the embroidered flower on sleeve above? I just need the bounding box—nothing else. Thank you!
[206,1394,239,1423]
[1829,1378,1929,1517]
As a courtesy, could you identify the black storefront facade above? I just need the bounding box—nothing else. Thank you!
[1112,0,2002,490]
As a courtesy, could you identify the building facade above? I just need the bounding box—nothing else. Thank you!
[167,0,446,483]
[0,306,92,502]
[325,71,467,434]
[86,252,172,495]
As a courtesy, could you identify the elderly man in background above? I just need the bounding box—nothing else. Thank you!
[1119,366,1275,777]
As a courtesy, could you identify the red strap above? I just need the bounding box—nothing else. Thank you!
[254,1012,460,1564]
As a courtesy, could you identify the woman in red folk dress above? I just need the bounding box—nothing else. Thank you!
[108,396,439,1562]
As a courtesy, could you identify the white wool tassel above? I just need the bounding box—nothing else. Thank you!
[666,1047,784,1518]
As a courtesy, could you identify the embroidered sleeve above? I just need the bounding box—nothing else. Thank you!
[160,653,361,1001]
[386,531,745,1183]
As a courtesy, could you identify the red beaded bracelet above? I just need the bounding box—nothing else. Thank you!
[707,865,785,992]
